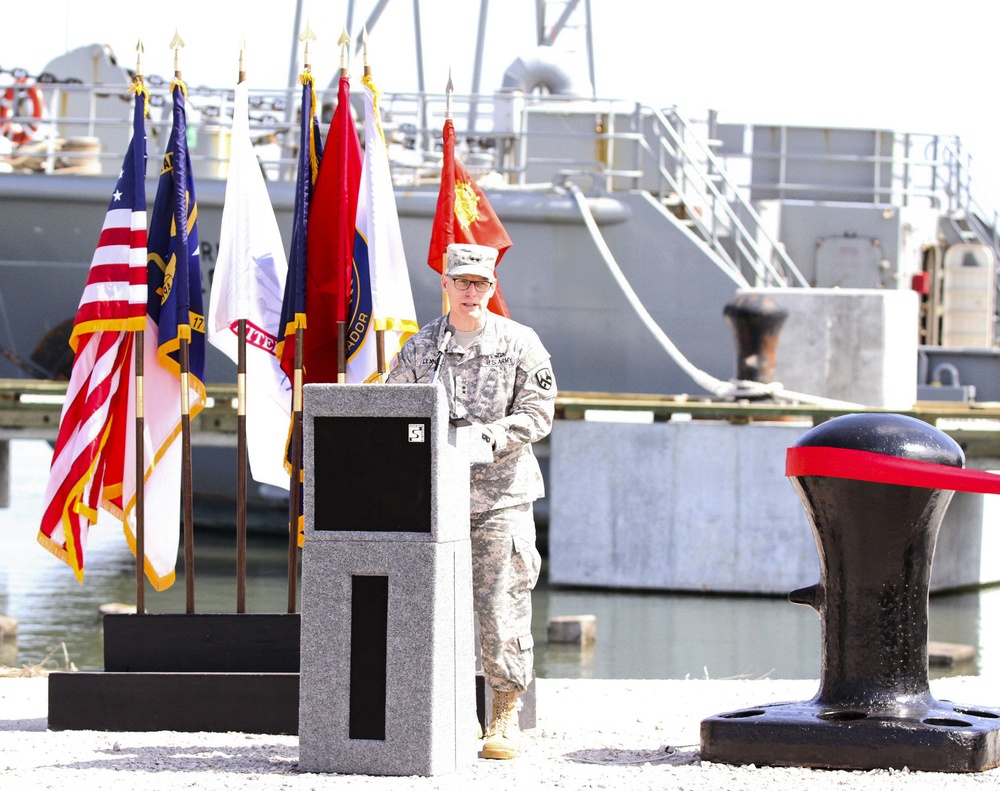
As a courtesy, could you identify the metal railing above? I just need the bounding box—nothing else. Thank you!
[702,124,1000,261]
[936,136,1000,256]
[629,105,808,287]
[4,76,999,279]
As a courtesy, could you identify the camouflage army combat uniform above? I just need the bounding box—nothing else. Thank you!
[387,311,556,693]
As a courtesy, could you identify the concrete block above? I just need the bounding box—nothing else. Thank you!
[739,287,918,409]
[548,419,1000,594]
[928,641,976,667]
[549,419,817,594]
[547,615,597,645]
[0,615,17,639]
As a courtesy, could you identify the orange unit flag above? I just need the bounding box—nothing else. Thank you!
[428,117,512,317]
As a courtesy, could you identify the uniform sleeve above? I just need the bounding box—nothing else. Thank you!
[487,334,556,452]
[386,339,418,383]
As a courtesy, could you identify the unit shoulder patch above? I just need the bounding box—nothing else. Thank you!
[534,367,554,391]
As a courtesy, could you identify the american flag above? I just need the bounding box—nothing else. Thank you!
[37,84,148,582]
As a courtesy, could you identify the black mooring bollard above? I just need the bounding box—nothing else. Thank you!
[722,293,788,389]
[700,413,1000,772]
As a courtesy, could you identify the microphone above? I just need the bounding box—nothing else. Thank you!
[430,324,456,383]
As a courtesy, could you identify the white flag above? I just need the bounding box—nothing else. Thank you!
[346,73,419,383]
[208,80,291,489]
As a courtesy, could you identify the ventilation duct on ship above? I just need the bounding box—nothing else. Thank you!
[499,45,592,97]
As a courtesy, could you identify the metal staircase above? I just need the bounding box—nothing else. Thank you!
[623,104,809,289]
[932,138,1000,264]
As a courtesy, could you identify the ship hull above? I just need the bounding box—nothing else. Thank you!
[0,172,740,394]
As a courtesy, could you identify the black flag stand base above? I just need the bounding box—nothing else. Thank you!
[47,613,299,734]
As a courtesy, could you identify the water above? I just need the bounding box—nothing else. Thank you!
[3,439,999,680]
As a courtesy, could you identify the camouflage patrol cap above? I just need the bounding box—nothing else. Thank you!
[445,243,498,281]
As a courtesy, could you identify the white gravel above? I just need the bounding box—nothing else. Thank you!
[3,675,1000,789]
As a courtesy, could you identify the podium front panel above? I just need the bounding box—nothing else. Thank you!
[313,416,432,533]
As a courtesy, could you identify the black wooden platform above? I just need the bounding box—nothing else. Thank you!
[48,612,536,735]
[48,613,300,734]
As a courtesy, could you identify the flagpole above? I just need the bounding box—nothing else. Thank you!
[236,327,248,612]
[336,28,351,385]
[172,30,197,615]
[180,342,195,614]
[361,29,389,382]
[441,71,454,317]
[134,40,147,616]
[288,23,317,614]
[236,42,249,615]
[135,312,147,615]
[288,333,303,613]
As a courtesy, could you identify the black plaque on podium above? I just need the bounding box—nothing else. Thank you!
[312,416,432,533]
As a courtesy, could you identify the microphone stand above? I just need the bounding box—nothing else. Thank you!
[430,325,455,384]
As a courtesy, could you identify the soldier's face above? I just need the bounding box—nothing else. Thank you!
[443,274,494,330]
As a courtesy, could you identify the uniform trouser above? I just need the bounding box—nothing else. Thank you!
[470,502,541,694]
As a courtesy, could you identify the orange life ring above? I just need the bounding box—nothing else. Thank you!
[0,79,44,145]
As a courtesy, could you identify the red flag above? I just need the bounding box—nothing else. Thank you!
[428,118,513,317]
[304,73,362,383]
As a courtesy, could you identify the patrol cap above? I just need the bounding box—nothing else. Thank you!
[445,243,498,281]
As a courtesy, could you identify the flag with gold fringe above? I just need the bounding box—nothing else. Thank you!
[38,82,148,582]
[276,72,324,547]
[303,69,361,383]
[346,72,418,383]
[428,117,513,317]
[118,78,207,589]
[277,73,323,381]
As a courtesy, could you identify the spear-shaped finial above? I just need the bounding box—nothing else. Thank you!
[338,27,350,76]
[170,29,185,78]
[445,68,454,119]
[361,26,370,77]
[238,36,246,83]
[300,20,317,71]
[135,39,145,80]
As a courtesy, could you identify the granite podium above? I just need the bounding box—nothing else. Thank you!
[298,383,477,776]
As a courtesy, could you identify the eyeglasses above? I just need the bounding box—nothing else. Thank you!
[450,277,494,293]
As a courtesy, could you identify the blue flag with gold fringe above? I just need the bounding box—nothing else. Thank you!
[277,74,323,380]
[135,78,207,587]
[148,80,206,384]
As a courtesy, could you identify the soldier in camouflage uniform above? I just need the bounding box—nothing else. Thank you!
[387,243,556,760]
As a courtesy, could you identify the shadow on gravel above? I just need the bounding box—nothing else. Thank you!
[58,743,298,774]
[0,717,46,732]
[564,745,700,767]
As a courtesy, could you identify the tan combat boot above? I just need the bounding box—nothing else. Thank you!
[482,689,520,759]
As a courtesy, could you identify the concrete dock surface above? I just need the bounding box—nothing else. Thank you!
[2,675,1000,789]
